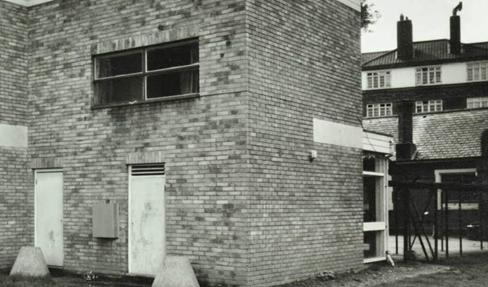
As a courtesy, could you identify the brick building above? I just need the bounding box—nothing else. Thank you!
[362,6,488,236]
[0,0,375,286]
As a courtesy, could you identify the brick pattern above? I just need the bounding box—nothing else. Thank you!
[0,147,30,269]
[0,2,30,270]
[27,0,248,285]
[0,2,28,126]
[246,0,363,286]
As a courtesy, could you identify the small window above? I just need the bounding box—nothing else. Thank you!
[467,97,488,109]
[366,103,393,118]
[367,71,391,89]
[467,61,488,82]
[415,100,443,113]
[94,40,199,106]
[416,66,441,86]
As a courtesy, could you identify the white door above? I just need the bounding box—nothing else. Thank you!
[129,165,166,276]
[35,170,63,266]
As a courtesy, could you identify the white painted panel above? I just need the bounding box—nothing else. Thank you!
[335,0,360,12]
[442,62,468,85]
[391,67,416,88]
[3,0,53,7]
[0,124,27,148]
[313,118,362,149]
[35,171,63,266]
[363,221,386,232]
[129,175,165,276]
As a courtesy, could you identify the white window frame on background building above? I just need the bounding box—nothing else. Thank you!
[367,71,391,89]
[467,61,488,82]
[415,100,443,113]
[435,169,479,210]
[366,103,393,118]
[467,97,488,109]
[416,66,441,86]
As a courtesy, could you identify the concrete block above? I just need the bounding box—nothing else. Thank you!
[152,256,200,287]
[10,247,50,278]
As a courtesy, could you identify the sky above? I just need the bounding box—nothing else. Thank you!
[361,0,488,53]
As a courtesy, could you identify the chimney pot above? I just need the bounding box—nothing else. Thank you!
[450,3,462,54]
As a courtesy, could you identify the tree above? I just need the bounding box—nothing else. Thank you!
[361,0,380,31]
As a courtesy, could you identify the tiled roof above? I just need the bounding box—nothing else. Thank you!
[363,109,488,160]
[362,39,488,68]
[361,51,390,65]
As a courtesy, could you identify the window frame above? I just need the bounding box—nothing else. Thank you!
[366,70,391,89]
[467,61,488,82]
[467,97,488,109]
[415,66,442,86]
[415,100,443,113]
[366,103,393,118]
[93,39,199,107]
[435,169,479,210]
[363,153,389,264]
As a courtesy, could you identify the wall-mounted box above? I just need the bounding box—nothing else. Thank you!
[92,203,119,239]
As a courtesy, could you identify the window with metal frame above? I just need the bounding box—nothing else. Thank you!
[415,66,441,85]
[94,40,199,106]
[467,97,488,109]
[366,103,393,118]
[467,61,488,82]
[415,100,443,113]
[367,71,391,89]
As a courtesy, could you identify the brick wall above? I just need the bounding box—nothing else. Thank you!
[0,2,30,270]
[246,0,363,286]
[363,81,488,116]
[27,0,249,285]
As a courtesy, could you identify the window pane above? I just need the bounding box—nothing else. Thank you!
[95,77,143,105]
[467,67,473,81]
[147,70,199,98]
[364,231,384,259]
[147,43,198,71]
[97,52,142,78]
[364,176,377,222]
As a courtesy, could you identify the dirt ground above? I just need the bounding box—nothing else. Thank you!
[279,252,488,287]
[2,253,488,287]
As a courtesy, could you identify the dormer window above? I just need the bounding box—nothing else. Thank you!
[467,61,488,82]
[367,71,391,89]
[415,66,441,85]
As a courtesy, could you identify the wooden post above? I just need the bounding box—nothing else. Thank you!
[459,188,463,257]
[434,187,438,261]
[445,189,449,258]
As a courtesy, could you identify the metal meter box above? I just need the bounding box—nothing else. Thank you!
[92,203,119,239]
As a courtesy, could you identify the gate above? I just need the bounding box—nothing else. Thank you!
[390,179,488,262]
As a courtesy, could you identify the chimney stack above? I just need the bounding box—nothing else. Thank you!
[397,14,414,60]
[396,101,417,161]
[450,2,463,55]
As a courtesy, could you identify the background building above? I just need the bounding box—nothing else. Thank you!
[362,8,488,236]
